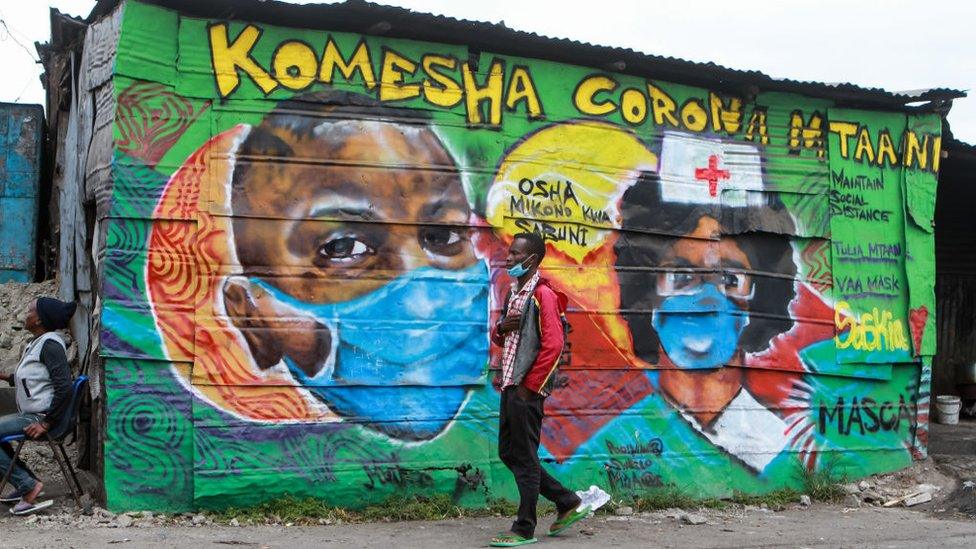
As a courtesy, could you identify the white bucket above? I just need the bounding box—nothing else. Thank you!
[936,395,962,425]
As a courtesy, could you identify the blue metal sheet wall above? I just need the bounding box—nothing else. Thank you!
[0,103,43,282]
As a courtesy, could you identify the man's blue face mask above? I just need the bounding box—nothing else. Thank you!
[251,261,489,440]
[651,283,749,369]
[506,254,536,278]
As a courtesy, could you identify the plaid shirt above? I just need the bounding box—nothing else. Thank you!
[499,272,540,390]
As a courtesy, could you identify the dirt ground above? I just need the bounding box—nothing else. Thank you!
[0,452,974,549]
[1,505,975,549]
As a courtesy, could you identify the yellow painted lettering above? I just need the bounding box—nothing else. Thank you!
[620,88,647,125]
[903,130,929,170]
[380,49,421,102]
[208,24,277,97]
[680,99,708,132]
[319,38,377,90]
[744,108,769,145]
[573,75,617,116]
[708,92,743,134]
[271,41,318,91]
[827,121,858,158]
[876,130,898,167]
[505,66,543,119]
[789,111,825,158]
[854,126,876,164]
[647,82,678,127]
[421,55,462,108]
[834,301,855,349]
[834,300,910,352]
[462,59,505,126]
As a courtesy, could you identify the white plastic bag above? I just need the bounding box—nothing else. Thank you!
[575,485,611,514]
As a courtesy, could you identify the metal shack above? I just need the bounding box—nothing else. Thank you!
[41,0,964,511]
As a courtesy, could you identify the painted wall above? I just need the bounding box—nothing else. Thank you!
[0,103,42,282]
[100,0,941,511]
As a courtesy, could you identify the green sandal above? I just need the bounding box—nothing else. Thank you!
[489,532,538,547]
[548,507,590,536]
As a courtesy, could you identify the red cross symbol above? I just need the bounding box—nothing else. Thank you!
[694,154,730,198]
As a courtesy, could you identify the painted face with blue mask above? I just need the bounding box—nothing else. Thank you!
[649,215,755,370]
[224,113,492,441]
[652,281,749,369]
[252,262,489,441]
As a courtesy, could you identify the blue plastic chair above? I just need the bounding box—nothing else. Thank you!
[0,375,88,507]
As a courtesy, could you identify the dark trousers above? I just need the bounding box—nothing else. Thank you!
[498,387,580,538]
[1,442,36,481]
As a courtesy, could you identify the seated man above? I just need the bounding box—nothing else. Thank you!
[0,297,75,516]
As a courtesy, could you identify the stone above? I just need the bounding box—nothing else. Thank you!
[79,494,95,516]
[858,481,870,491]
[680,513,707,525]
[799,495,812,507]
[115,515,133,528]
[844,494,862,508]
[903,492,932,507]
[841,483,861,494]
[230,518,240,527]
[192,514,206,525]
[861,490,884,504]
[614,506,634,516]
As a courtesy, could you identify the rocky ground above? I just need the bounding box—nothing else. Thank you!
[1,501,975,549]
[0,453,972,545]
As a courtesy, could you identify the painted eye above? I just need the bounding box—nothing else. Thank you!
[420,226,465,256]
[723,272,752,298]
[671,272,697,290]
[318,236,374,264]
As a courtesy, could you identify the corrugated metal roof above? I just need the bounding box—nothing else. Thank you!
[85,0,964,110]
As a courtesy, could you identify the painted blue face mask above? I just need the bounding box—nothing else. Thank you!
[506,255,536,278]
[651,283,749,369]
[251,261,489,441]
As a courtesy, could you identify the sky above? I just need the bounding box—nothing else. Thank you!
[0,0,972,143]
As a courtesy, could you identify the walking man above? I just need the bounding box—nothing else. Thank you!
[489,232,589,546]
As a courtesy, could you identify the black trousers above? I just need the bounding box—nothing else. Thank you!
[498,387,580,538]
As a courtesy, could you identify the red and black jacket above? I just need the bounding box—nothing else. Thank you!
[491,278,569,395]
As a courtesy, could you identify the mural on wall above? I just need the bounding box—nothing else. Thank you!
[100,0,940,511]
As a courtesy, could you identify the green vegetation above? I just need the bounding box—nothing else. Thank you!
[619,460,848,513]
[210,494,526,525]
[622,485,804,512]
[796,458,848,503]
[209,461,849,524]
